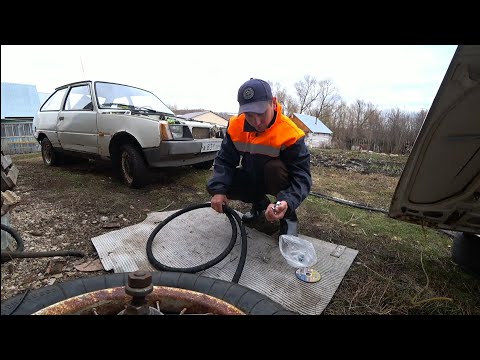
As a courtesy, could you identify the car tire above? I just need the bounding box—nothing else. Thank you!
[451,232,480,277]
[192,159,214,170]
[119,143,149,188]
[1,272,296,315]
[41,138,58,166]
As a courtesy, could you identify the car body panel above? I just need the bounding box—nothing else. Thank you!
[96,111,163,157]
[389,45,480,234]
[33,111,61,147]
[57,110,98,153]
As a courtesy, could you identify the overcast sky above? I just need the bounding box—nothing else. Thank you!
[1,45,457,114]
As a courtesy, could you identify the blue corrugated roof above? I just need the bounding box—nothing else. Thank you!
[293,113,332,134]
[1,82,42,118]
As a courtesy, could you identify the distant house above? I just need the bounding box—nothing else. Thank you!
[176,110,228,128]
[1,82,45,154]
[291,113,333,148]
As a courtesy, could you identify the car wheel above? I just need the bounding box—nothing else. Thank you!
[119,143,149,188]
[41,138,58,166]
[192,159,214,170]
[1,272,296,315]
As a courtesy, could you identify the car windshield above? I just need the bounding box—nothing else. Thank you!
[95,82,174,115]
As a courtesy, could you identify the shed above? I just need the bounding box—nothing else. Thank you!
[291,113,333,148]
[1,82,44,154]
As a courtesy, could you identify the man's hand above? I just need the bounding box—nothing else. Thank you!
[265,200,288,222]
[211,194,228,213]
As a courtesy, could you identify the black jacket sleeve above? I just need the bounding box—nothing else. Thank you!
[276,136,312,212]
[206,132,240,195]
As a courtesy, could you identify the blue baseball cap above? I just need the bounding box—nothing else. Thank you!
[237,78,273,114]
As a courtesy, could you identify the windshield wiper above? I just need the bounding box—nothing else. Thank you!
[102,103,160,114]
[135,106,158,113]
[102,102,134,110]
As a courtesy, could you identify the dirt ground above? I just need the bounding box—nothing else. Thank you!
[0,155,250,303]
[2,151,479,314]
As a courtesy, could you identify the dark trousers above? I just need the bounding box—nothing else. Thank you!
[209,159,289,204]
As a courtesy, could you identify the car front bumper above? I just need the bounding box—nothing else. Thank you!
[143,138,221,168]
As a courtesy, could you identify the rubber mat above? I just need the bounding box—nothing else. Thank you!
[91,207,358,315]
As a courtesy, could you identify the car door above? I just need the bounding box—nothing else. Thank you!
[34,87,68,147]
[57,83,98,154]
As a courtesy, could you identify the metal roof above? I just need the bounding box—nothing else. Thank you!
[180,111,211,119]
[293,113,333,134]
[1,82,42,119]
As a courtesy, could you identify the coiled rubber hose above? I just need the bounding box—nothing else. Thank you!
[146,203,247,283]
[1,223,24,252]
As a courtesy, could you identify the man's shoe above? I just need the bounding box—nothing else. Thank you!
[242,196,270,224]
[278,210,298,238]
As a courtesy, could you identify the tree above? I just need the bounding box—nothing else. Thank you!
[309,79,340,125]
[261,75,431,154]
[269,81,299,118]
[294,75,322,114]
[167,103,178,113]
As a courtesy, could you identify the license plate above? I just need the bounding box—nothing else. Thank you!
[201,141,221,152]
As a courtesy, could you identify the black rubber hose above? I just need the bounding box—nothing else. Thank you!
[1,223,24,252]
[146,203,248,283]
[1,250,85,262]
[1,223,85,263]
[309,191,388,214]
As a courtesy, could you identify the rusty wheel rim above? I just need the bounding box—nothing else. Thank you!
[33,286,245,315]
[42,141,53,165]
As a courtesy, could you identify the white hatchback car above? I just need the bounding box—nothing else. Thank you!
[33,80,222,187]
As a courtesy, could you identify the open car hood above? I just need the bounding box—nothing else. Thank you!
[388,45,480,234]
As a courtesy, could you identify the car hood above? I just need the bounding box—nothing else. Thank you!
[388,45,480,234]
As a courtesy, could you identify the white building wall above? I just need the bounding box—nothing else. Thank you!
[195,113,228,127]
[306,133,332,148]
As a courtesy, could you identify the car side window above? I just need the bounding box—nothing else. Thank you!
[41,88,68,111]
[65,84,93,111]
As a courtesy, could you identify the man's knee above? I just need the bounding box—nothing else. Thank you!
[264,159,289,194]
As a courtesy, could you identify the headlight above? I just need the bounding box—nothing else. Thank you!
[159,123,193,140]
[169,125,184,139]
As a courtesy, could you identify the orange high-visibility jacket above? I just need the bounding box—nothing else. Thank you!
[207,102,311,211]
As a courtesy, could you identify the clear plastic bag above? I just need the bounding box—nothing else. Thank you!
[279,235,318,268]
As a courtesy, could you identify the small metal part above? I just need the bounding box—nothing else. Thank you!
[125,271,153,298]
[295,267,321,283]
[273,201,281,215]
[330,245,347,258]
[118,271,161,315]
